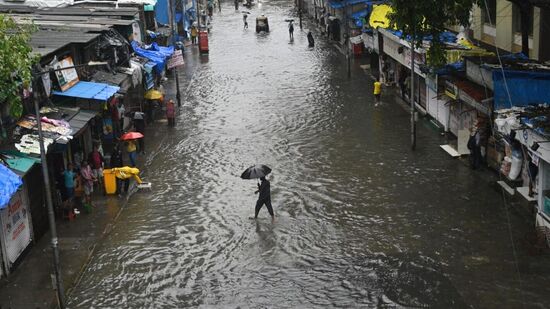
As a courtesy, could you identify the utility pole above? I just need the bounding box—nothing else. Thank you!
[169,0,182,107]
[410,21,417,150]
[298,0,303,29]
[345,3,351,78]
[32,76,66,308]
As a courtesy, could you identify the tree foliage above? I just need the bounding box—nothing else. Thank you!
[0,14,37,118]
[389,0,480,67]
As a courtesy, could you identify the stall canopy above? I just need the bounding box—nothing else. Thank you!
[52,81,120,101]
[0,164,23,209]
[131,41,174,73]
[493,70,550,110]
[328,0,376,9]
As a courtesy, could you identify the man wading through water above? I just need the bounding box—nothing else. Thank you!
[254,176,274,222]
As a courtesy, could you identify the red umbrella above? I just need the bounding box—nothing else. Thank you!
[120,132,144,140]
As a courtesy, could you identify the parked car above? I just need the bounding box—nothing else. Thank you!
[256,15,269,33]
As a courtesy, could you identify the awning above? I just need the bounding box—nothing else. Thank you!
[0,164,22,209]
[52,81,120,101]
[69,110,98,137]
[0,151,41,175]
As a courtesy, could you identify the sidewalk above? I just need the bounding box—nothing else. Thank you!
[0,115,172,308]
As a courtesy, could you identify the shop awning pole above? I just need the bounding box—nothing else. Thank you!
[411,12,417,150]
[32,74,66,309]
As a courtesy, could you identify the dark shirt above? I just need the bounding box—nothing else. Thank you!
[258,179,271,201]
[110,150,123,168]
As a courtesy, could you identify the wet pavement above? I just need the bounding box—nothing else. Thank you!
[68,1,550,308]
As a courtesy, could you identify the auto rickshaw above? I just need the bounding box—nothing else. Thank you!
[256,15,269,33]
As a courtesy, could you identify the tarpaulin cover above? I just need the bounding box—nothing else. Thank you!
[493,70,550,109]
[155,0,169,25]
[328,0,373,9]
[0,164,22,209]
[52,81,120,101]
[350,8,370,27]
[131,41,174,73]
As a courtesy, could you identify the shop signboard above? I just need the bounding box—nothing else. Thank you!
[459,90,491,116]
[167,50,184,69]
[132,22,143,43]
[382,33,426,76]
[52,57,79,92]
[445,80,458,100]
[0,190,31,266]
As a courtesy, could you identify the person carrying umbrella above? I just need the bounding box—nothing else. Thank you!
[120,131,143,167]
[241,165,274,221]
[254,176,274,220]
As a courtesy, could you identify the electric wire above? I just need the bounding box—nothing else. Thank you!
[481,0,526,307]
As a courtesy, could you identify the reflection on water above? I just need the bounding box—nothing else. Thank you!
[68,1,550,308]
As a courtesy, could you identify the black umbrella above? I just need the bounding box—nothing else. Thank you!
[241,164,272,179]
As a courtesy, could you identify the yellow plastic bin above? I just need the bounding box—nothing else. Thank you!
[103,169,117,194]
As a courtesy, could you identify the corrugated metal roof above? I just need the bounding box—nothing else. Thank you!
[30,30,100,56]
[69,110,98,136]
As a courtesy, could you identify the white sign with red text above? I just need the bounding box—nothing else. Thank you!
[1,190,31,264]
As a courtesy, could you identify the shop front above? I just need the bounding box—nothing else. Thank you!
[0,166,32,276]
[440,77,492,158]
[379,28,427,110]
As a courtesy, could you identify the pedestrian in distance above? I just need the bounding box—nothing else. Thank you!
[289,21,294,40]
[126,139,138,167]
[88,143,104,191]
[307,31,314,47]
[234,0,239,10]
[191,25,198,45]
[254,176,274,222]
[374,78,382,106]
[243,13,248,29]
[166,99,176,127]
[403,75,411,100]
[63,163,76,203]
[80,160,96,210]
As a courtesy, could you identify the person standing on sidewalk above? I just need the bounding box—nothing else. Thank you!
[289,21,294,40]
[80,161,96,209]
[373,79,382,106]
[88,144,104,192]
[166,99,176,127]
[110,144,128,196]
[63,163,76,203]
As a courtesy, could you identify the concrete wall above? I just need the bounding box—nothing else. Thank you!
[471,0,543,60]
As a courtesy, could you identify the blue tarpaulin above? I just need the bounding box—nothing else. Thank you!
[52,81,120,101]
[351,8,370,27]
[0,164,22,209]
[493,70,550,109]
[328,0,373,9]
[131,41,174,74]
[386,29,457,44]
[155,0,169,25]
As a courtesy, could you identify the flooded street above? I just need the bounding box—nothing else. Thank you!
[68,1,550,307]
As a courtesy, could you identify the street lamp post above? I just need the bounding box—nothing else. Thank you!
[410,19,417,150]
[169,0,183,107]
[30,61,108,308]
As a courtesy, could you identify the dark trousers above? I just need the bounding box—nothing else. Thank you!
[255,198,274,218]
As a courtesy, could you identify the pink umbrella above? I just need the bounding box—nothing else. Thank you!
[120,132,144,141]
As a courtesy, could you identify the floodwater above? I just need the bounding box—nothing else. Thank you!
[68,1,550,307]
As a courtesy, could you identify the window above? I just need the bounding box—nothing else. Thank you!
[513,3,534,35]
[482,0,497,26]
